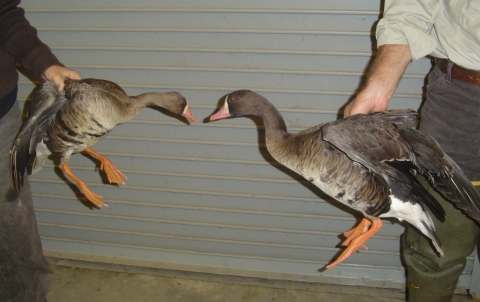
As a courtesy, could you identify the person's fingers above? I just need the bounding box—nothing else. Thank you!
[53,76,65,93]
[67,70,82,80]
[43,66,82,93]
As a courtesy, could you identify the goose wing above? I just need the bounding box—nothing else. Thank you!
[323,110,480,222]
[10,82,67,191]
[399,128,480,222]
[371,109,419,129]
[322,111,414,184]
[322,111,448,220]
[65,78,128,101]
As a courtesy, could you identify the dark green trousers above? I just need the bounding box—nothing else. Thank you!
[404,63,480,302]
[404,189,479,302]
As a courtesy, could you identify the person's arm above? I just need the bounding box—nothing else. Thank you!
[0,0,80,92]
[344,44,411,117]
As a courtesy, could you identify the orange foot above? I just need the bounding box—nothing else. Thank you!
[84,148,127,185]
[342,218,373,249]
[61,163,107,208]
[81,185,107,208]
[326,218,382,269]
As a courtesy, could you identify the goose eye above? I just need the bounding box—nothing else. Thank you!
[228,97,234,103]
[180,101,186,107]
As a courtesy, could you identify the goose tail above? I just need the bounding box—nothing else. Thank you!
[384,195,443,257]
[405,209,443,257]
[419,220,444,257]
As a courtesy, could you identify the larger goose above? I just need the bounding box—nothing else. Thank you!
[11,78,196,208]
[209,89,480,269]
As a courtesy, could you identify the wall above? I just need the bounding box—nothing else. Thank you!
[18,0,475,291]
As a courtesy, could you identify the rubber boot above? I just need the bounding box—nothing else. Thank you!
[403,185,480,302]
[404,244,465,302]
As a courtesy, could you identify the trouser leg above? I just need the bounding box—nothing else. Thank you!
[404,192,479,302]
[404,65,480,302]
[0,100,51,302]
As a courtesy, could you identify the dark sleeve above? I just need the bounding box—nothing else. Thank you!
[0,0,64,80]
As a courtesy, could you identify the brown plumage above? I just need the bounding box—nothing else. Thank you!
[210,89,480,269]
[10,78,196,207]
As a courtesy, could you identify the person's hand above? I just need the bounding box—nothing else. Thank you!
[343,44,412,118]
[343,85,390,118]
[43,65,81,93]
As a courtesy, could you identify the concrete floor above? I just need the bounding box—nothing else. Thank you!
[46,259,474,302]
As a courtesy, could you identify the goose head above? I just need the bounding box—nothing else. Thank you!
[209,89,287,136]
[140,91,196,123]
[210,90,266,121]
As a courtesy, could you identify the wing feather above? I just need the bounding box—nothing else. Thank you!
[10,82,66,191]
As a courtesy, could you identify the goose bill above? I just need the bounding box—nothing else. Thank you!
[182,105,197,123]
[210,100,231,121]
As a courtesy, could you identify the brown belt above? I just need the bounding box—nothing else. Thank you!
[437,58,480,86]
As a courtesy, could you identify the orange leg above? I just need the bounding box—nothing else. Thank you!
[342,218,372,248]
[84,148,127,185]
[61,163,107,208]
[326,218,382,269]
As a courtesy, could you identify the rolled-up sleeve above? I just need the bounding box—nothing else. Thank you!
[376,0,442,60]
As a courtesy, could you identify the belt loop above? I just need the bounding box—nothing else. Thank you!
[446,60,453,83]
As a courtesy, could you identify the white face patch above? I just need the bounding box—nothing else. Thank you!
[223,95,230,113]
[182,103,190,115]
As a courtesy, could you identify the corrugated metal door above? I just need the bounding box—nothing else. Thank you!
[18,0,475,291]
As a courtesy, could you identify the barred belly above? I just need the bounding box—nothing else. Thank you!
[45,110,110,156]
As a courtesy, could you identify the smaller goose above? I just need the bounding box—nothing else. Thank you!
[11,78,196,208]
[209,90,480,269]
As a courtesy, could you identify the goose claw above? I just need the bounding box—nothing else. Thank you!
[82,187,107,208]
